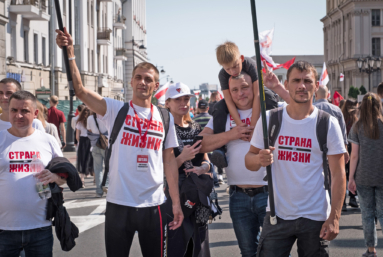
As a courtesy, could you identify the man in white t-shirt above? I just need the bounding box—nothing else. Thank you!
[0,78,45,132]
[0,91,64,256]
[56,28,183,257]
[246,61,346,256]
[199,73,268,256]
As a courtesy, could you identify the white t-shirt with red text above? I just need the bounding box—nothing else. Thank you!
[251,106,346,221]
[0,129,63,230]
[205,108,267,186]
[99,98,178,207]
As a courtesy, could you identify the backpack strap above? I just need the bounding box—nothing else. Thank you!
[268,107,283,147]
[156,106,170,150]
[316,110,331,194]
[102,102,130,187]
[263,107,283,181]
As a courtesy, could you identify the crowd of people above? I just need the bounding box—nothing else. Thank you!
[1,25,383,257]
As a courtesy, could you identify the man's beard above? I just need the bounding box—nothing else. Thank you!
[291,91,311,104]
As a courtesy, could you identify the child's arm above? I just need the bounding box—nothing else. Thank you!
[250,80,260,129]
[222,89,243,126]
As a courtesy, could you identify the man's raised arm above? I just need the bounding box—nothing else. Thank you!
[56,28,107,116]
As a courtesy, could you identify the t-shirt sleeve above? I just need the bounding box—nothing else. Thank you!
[218,68,230,91]
[59,111,66,123]
[164,113,179,149]
[336,112,348,145]
[348,124,359,145]
[327,116,347,155]
[205,117,214,130]
[242,57,258,83]
[98,98,124,133]
[50,135,64,158]
[250,112,270,149]
[32,119,45,132]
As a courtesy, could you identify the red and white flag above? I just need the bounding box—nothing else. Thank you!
[154,82,170,105]
[332,91,344,106]
[218,89,224,99]
[193,90,201,97]
[319,63,329,86]
[340,73,344,82]
[259,28,295,71]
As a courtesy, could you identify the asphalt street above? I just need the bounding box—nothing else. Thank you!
[52,152,383,257]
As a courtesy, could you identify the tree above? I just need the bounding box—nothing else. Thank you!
[359,85,367,95]
[348,86,360,99]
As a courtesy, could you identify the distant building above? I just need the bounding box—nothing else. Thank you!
[321,0,383,96]
[0,0,8,80]
[199,83,218,98]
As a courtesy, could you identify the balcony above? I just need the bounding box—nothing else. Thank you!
[9,0,50,21]
[97,28,112,45]
[100,0,113,1]
[113,13,126,30]
[114,48,127,61]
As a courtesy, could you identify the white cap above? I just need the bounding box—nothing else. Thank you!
[165,82,195,101]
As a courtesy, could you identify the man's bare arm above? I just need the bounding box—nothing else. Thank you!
[163,148,183,230]
[320,153,346,241]
[56,28,107,116]
[198,124,253,153]
[60,123,66,145]
[245,145,275,171]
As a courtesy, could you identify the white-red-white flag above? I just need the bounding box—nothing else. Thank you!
[319,63,329,86]
[154,82,170,105]
[259,28,274,57]
[218,89,224,99]
[340,73,344,82]
[193,90,201,97]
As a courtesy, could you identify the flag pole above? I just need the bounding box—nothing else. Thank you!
[53,0,75,97]
[250,0,277,225]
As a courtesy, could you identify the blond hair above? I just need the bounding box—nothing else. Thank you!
[216,41,241,65]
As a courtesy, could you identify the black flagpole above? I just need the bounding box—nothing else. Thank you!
[250,0,277,225]
[53,0,76,152]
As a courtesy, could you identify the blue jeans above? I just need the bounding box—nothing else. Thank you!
[229,186,268,257]
[356,184,383,248]
[0,226,53,257]
[92,145,106,195]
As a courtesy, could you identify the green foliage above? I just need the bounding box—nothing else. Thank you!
[348,86,360,99]
[359,85,367,95]
[205,97,210,101]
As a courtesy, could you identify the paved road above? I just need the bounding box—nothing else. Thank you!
[53,153,382,257]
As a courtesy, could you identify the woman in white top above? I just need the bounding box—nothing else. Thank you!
[76,106,93,186]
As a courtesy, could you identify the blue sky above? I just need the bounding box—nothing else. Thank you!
[147,0,326,89]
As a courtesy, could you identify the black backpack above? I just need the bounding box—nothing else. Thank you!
[101,103,170,187]
[266,107,331,194]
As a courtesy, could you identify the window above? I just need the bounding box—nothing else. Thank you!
[91,50,94,72]
[87,1,89,25]
[24,30,29,63]
[34,34,38,64]
[11,26,16,59]
[42,37,46,66]
[372,38,381,56]
[372,9,380,26]
[75,6,80,44]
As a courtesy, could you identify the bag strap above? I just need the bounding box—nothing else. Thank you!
[316,109,331,193]
[156,106,170,150]
[93,114,102,135]
[268,107,283,147]
[102,102,130,187]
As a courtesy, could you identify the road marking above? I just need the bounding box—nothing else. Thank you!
[64,199,107,234]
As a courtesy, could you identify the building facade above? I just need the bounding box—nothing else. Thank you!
[0,0,8,80]
[122,0,148,101]
[321,0,383,96]
[5,0,51,96]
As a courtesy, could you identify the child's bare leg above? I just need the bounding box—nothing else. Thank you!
[222,89,243,126]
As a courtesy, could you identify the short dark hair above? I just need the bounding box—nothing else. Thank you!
[0,78,22,91]
[132,62,159,82]
[286,61,318,83]
[9,90,37,108]
[77,104,85,112]
[377,82,383,97]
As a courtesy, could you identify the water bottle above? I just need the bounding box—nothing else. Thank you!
[32,155,51,199]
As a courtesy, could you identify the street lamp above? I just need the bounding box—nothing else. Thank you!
[357,56,382,92]
[157,65,166,74]
[160,75,174,84]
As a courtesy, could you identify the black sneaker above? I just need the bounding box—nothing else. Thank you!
[349,197,359,208]
[342,203,347,212]
[210,149,228,168]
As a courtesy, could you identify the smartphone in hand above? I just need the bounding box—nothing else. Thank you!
[192,135,203,148]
